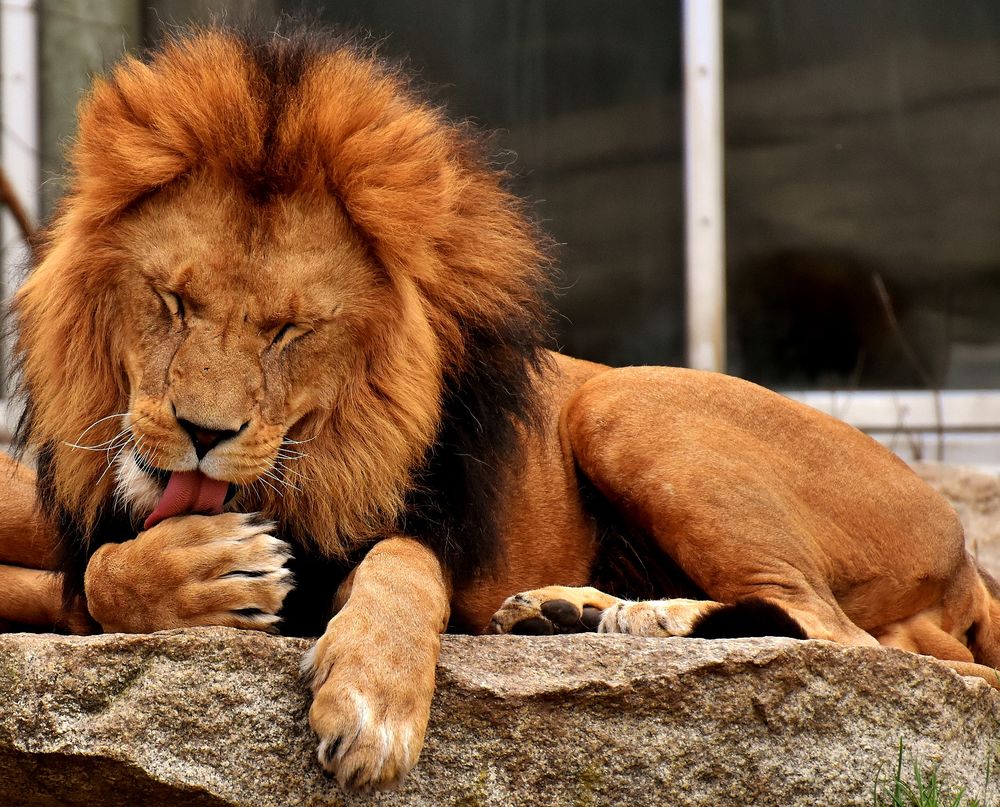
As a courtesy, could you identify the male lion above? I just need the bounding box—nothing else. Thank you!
[2,27,999,792]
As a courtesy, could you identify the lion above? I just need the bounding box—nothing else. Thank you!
[2,26,999,792]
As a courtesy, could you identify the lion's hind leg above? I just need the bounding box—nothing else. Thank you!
[562,366,886,650]
[871,566,1000,691]
[875,610,975,661]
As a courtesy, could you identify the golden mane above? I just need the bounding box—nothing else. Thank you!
[13,26,552,592]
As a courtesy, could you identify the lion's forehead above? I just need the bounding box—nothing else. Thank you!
[117,179,382,324]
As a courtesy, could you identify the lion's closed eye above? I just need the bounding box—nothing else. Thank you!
[156,289,186,323]
[270,323,310,351]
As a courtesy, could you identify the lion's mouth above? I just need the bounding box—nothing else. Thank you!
[133,450,171,484]
[134,450,238,529]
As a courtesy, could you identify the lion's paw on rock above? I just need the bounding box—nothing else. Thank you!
[488,585,616,635]
[309,682,423,792]
[302,615,435,792]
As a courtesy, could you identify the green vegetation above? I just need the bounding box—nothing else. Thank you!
[873,739,995,807]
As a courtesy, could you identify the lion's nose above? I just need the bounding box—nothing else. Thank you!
[176,418,243,460]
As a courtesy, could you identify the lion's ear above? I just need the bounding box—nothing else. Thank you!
[70,32,265,224]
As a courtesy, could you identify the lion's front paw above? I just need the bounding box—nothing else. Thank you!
[84,513,293,633]
[302,614,436,791]
[487,585,621,635]
[309,678,423,792]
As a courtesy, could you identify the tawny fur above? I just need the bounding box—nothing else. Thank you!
[0,455,91,632]
[2,26,999,793]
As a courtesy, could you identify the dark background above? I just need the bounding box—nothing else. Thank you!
[57,0,997,390]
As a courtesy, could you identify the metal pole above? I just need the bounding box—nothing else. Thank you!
[683,0,726,372]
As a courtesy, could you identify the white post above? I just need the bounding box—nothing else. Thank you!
[0,0,38,432]
[1,0,39,299]
[683,0,726,372]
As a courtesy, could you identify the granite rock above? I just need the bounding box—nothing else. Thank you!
[1,628,998,806]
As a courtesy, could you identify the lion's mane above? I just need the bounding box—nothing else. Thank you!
[12,26,552,608]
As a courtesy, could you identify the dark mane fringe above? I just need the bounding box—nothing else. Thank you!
[32,441,138,606]
[404,309,553,590]
[7,284,85,608]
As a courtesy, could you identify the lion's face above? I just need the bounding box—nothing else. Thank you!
[110,177,412,517]
[15,29,546,557]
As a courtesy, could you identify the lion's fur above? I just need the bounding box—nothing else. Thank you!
[12,26,552,596]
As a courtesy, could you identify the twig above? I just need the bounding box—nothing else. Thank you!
[871,272,944,461]
[0,165,33,248]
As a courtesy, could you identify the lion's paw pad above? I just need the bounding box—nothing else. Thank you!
[488,591,605,635]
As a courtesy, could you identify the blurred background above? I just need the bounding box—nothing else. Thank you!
[3,0,1000,468]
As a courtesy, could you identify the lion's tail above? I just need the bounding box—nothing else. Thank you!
[931,564,1000,690]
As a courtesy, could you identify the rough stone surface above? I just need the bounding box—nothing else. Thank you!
[916,462,1000,578]
[1,628,998,806]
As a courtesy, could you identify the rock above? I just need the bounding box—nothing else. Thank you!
[1,628,997,806]
[915,462,1000,578]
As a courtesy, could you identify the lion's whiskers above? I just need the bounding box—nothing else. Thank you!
[68,411,130,447]
[280,464,316,483]
[255,473,285,499]
[98,432,135,488]
[133,434,165,468]
[249,478,265,504]
[66,410,160,452]
[63,428,131,451]
[281,435,317,446]
[262,466,301,494]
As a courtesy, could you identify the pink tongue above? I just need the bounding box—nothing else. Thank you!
[143,470,230,530]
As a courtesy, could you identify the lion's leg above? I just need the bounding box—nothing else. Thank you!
[488,586,807,640]
[876,611,974,660]
[1,565,62,627]
[874,563,1000,686]
[0,565,92,633]
[302,537,448,792]
[0,453,94,632]
[487,585,719,637]
[562,368,882,649]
